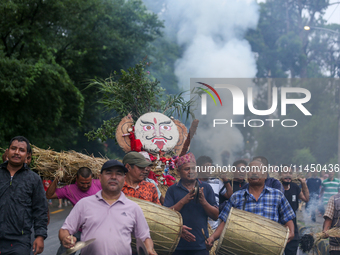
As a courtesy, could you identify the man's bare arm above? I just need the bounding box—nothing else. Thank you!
[46,178,59,199]
[59,229,77,249]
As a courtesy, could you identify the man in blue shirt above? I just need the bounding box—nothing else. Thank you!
[164,152,218,255]
[206,160,295,250]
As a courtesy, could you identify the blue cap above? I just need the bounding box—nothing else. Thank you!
[101,159,128,173]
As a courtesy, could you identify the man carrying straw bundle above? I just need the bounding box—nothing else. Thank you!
[206,160,295,250]
[164,152,218,255]
[46,167,101,206]
[46,167,102,255]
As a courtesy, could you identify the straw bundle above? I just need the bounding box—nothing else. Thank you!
[32,145,108,184]
[300,227,340,252]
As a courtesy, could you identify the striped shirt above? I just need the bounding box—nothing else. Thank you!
[219,186,295,225]
[322,178,340,205]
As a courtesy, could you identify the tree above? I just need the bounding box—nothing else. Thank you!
[85,60,194,142]
[0,0,165,152]
[243,0,340,165]
[0,49,84,149]
[246,0,339,78]
[292,148,316,167]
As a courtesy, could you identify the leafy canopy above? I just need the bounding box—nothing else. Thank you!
[85,60,194,142]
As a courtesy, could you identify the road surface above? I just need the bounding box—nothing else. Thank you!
[40,200,74,255]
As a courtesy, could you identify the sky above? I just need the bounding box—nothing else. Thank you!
[324,0,340,24]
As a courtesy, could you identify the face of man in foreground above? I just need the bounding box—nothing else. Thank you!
[100,167,125,194]
[8,140,28,167]
[248,161,266,187]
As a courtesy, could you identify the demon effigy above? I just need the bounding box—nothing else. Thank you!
[134,112,180,153]
[116,112,192,188]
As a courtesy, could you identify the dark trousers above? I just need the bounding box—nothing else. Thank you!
[0,240,31,255]
[172,249,209,255]
[330,251,340,255]
[284,239,299,255]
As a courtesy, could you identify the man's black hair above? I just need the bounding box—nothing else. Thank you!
[9,136,31,154]
[77,167,93,178]
[196,156,213,166]
[252,156,268,167]
[232,159,248,167]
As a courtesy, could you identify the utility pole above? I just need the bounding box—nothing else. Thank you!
[268,70,272,121]
[338,85,340,170]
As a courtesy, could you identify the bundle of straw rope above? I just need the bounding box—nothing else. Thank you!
[300,227,340,253]
[32,145,108,184]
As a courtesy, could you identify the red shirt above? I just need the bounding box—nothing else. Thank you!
[122,180,161,205]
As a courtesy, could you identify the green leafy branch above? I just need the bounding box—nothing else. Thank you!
[85,60,195,142]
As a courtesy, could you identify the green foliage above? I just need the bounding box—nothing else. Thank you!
[0,49,84,150]
[292,148,316,166]
[245,0,340,165]
[0,0,166,153]
[85,60,194,142]
[246,0,339,78]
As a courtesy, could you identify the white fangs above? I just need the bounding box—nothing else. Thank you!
[153,139,167,144]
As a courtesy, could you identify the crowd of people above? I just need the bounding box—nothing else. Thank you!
[1,135,340,255]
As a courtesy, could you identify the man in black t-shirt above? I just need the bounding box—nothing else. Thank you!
[280,166,309,255]
[306,172,322,222]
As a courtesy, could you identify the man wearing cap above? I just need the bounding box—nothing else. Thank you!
[59,160,157,255]
[164,152,218,255]
[122,152,161,205]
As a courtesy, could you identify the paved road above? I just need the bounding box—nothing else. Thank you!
[41,200,74,255]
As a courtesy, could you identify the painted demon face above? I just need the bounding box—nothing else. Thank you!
[135,112,179,153]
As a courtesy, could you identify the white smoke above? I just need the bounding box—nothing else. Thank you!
[143,0,260,164]
[162,0,259,87]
